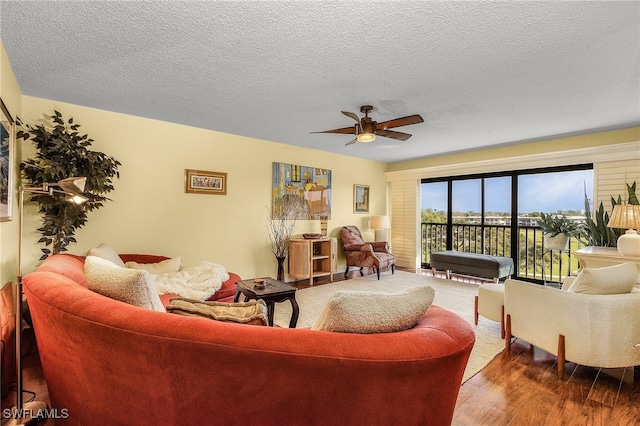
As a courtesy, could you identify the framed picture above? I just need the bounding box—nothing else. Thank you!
[272,162,332,219]
[0,98,15,222]
[185,169,227,195]
[353,184,369,213]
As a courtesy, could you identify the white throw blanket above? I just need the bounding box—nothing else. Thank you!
[152,261,229,300]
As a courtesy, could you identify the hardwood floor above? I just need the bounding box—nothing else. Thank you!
[455,339,639,425]
[2,268,638,425]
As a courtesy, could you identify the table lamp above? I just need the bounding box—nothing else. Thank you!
[607,204,640,257]
[370,215,390,242]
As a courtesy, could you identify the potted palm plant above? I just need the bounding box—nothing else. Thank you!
[537,213,585,250]
[582,181,639,247]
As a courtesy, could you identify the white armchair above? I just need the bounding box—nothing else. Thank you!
[504,275,640,379]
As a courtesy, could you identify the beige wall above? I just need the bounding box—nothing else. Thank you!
[0,41,22,288]
[18,96,388,280]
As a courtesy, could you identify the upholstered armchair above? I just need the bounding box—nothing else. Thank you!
[504,263,640,379]
[339,226,396,280]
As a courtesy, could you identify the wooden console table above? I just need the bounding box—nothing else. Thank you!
[574,246,640,284]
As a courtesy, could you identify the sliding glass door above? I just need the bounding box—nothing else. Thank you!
[421,165,593,283]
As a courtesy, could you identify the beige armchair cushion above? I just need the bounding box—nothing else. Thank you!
[568,262,637,294]
[477,284,504,323]
[505,278,640,369]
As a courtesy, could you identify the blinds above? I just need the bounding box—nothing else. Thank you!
[594,159,640,211]
[390,179,420,269]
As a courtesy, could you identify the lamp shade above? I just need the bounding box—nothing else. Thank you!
[608,205,640,230]
[58,176,87,194]
[608,204,640,257]
[371,215,390,230]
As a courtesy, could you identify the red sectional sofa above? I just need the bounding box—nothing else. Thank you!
[23,253,475,426]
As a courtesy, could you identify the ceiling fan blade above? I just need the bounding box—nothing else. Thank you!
[341,111,360,122]
[377,114,424,130]
[345,137,358,146]
[310,125,356,135]
[376,129,412,141]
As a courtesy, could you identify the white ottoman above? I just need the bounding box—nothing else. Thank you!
[474,283,505,338]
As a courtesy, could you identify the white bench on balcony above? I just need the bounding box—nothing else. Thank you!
[431,251,514,283]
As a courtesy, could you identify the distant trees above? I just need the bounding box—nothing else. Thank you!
[421,208,446,223]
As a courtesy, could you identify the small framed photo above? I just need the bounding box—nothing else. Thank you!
[185,169,227,195]
[353,184,369,213]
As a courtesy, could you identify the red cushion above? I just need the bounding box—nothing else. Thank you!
[119,254,171,264]
[208,273,241,301]
[37,254,88,287]
[159,272,239,306]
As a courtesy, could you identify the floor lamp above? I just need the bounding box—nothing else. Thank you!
[9,177,86,425]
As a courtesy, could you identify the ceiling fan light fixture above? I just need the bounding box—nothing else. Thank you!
[312,104,422,144]
[357,132,376,142]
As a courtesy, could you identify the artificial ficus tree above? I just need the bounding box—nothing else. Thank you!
[17,110,121,259]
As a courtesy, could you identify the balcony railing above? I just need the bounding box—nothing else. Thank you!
[421,222,586,284]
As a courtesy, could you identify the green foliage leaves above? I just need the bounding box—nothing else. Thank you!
[421,208,446,224]
[17,110,121,259]
[536,212,585,238]
[628,181,639,205]
[583,181,639,247]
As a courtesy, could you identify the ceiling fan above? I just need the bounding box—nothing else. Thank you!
[312,105,424,146]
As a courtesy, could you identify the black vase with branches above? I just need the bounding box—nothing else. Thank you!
[17,110,121,259]
[267,203,297,281]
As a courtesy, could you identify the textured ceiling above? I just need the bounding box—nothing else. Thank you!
[1,1,639,163]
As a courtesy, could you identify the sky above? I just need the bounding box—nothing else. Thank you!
[421,169,594,214]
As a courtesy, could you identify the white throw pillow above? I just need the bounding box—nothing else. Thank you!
[561,276,576,290]
[126,257,183,274]
[568,262,637,295]
[85,256,165,312]
[311,285,435,334]
[87,243,126,268]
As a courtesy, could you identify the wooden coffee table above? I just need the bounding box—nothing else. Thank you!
[234,277,299,328]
